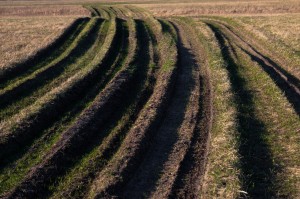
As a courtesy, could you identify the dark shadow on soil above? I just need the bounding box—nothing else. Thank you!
[122,21,194,198]
[208,23,280,199]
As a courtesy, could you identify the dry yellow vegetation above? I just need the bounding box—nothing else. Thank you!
[229,14,300,82]
[0,5,89,68]
[0,17,77,68]
[0,5,89,16]
[138,1,300,16]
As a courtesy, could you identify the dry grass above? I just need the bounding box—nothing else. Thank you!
[232,14,300,78]
[0,16,79,68]
[234,14,300,51]
[0,4,89,68]
[138,1,300,16]
[0,5,89,16]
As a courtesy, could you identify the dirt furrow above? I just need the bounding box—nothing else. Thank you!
[112,7,128,19]
[208,22,279,198]
[84,6,98,17]
[98,6,115,20]
[118,6,135,19]
[91,7,101,17]
[221,21,300,86]
[122,20,201,198]
[87,6,108,19]
[87,19,178,198]
[169,19,213,199]
[124,5,142,19]
[107,6,119,17]
[241,46,300,115]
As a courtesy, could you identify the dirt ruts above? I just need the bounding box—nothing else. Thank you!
[124,20,202,198]
[0,6,216,199]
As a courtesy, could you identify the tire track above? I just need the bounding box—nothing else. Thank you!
[112,6,128,19]
[98,6,115,20]
[87,19,178,199]
[123,19,200,198]
[169,20,213,199]
[1,17,131,199]
[84,6,98,17]
[2,16,151,198]
[1,5,299,198]
[221,21,300,88]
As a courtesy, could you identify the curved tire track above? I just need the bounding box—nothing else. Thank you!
[123,20,201,198]
[87,19,178,199]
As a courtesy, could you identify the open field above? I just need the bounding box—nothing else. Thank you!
[139,1,300,16]
[0,5,89,16]
[232,14,300,79]
[0,17,79,68]
[0,1,299,199]
[0,5,89,69]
